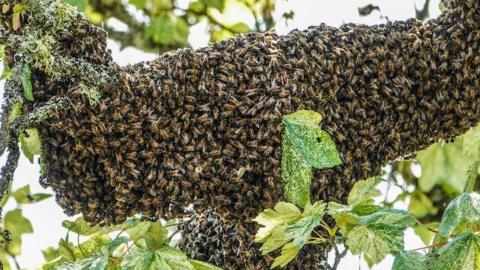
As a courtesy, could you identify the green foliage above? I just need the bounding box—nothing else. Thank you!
[254,201,327,269]
[437,192,480,238]
[347,177,381,206]
[432,232,480,270]
[281,110,341,207]
[416,140,473,194]
[42,217,222,270]
[63,0,87,12]
[408,191,438,218]
[146,15,189,46]
[21,65,34,101]
[121,247,196,270]
[19,128,42,163]
[392,251,427,270]
[12,185,51,204]
[59,0,281,52]
[4,209,33,256]
[7,102,22,124]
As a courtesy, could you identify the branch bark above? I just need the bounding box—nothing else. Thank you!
[0,0,479,268]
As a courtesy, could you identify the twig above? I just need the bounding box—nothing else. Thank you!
[408,241,446,252]
[331,244,348,270]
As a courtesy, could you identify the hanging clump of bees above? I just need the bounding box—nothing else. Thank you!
[0,0,478,268]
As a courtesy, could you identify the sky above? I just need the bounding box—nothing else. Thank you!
[0,0,442,269]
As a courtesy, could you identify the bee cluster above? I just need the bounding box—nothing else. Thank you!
[178,209,326,269]
[2,0,478,268]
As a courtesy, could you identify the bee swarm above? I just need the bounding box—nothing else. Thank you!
[1,0,479,268]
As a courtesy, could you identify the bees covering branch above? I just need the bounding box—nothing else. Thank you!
[0,0,479,268]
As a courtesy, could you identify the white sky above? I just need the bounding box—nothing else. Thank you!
[0,0,442,269]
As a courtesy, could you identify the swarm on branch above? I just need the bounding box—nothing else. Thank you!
[0,0,479,268]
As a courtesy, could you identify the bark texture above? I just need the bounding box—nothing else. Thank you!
[0,0,479,268]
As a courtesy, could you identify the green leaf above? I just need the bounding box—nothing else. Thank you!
[4,209,33,256]
[44,236,112,270]
[346,223,404,267]
[62,0,87,11]
[358,209,416,229]
[408,191,438,218]
[438,192,480,238]
[230,22,250,33]
[42,247,60,262]
[146,15,189,46]
[143,222,168,249]
[21,65,34,101]
[121,247,195,270]
[105,237,128,253]
[281,135,312,207]
[417,141,473,194]
[13,185,52,204]
[189,259,223,270]
[62,217,103,236]
[351,202,383,216]
[19,128,42,163]
[254,201,326,269]
[254,202,302,243]
[413,223,439,245]
[284,202,326,247]
[347,177,381,206]
[462,125,480,160]
[56,255,109,270]
[465,162,479,193]
[201,0,224,11]
[58,239,76,261]
[392,251,427,270]
[282,110,341,169]
[270,243,300,269]
[281,110,341,207]
[125,221,151,242]
[432,232,480,270]
[8,102,22,124]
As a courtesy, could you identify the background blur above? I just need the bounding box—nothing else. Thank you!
[3,0,469,269]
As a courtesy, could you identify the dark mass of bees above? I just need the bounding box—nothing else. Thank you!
[1,0,479,268]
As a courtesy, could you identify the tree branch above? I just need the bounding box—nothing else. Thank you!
[0,0,479,268]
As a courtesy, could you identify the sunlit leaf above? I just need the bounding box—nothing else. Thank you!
[438,192,480,238]
[19,128,42,163]
[21,65,34,101]
[43,246,60,262]
[408,191,438,218]
[144,222,168,249]
[347,177,381,206]
[358,209,416,229]
[13,185,51,204]
[254,201,326,269]
[270,243,300,269]
[464,162,479,193]
[417,141,473,194]
[413,222,438,246]
[4,209,33,256]
[56,254,109,270]
[462,125,480,160]
[392,251,427,270]
[281,110,341,207]
[121,247,195,270]
[432,232,480,270]
[8,102,22,124]
[62,217,103,236]
[189,259,223,270]
[62,0,87,12]
[346,223,404,267]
